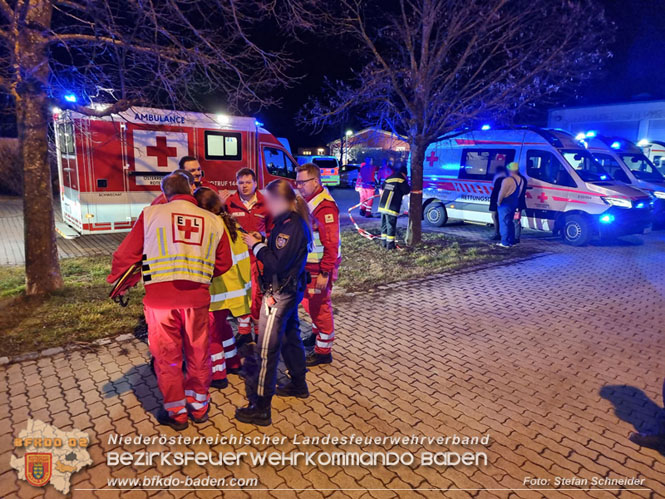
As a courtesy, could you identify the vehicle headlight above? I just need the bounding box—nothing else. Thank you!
[601,196,632,208]
[653,191,665,200]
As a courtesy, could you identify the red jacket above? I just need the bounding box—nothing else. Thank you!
[305,186,341,276]
[150,180,218,206]
[107,194,232,309]
[226,190,272,235]
[356,163,378,189]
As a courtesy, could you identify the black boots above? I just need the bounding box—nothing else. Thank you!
[306,352,333,366]
[156,409,188,431]
[276,377,310,398]
[210,378,228,389]
[235,396,272,426]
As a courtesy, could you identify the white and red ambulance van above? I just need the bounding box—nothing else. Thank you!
[417,128,652,245]
[639,140,665,176]
[53,106,298,236]
[578,133,665,226]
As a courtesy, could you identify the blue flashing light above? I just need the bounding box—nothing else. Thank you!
[575,132,586,141]
[636,202,645,209]
[599,214,615,224]
[255,120,264,127]
[481,124,491,131]
[600,175,608,180]
[610,141,621,149]
[64,94,77,103]
[585,130,597,138]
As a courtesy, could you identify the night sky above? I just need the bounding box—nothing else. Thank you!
[257,0,665,150]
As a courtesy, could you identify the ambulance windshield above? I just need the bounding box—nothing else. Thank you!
[619,154,664,182]
[562,150,611,182]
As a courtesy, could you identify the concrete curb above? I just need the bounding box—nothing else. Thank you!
[1,252,549,366]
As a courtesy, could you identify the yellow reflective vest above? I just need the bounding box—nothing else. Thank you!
[209,220,252,316]
[142,200,223,285]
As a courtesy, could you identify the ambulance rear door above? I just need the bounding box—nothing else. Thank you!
[55,117,83,231]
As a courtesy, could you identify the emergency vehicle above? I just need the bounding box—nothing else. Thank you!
[295,155,340,187]
[53,106,299,236]
[416,128,652,245]
[640,140,665,176]
[578,133,665,226]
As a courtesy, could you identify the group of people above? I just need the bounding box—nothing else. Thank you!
[108,158,341,429]
[488,162,528,248]
[356,157,411,249]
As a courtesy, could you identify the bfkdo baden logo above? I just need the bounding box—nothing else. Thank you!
[11,419,92,495]
[25,452,52,487]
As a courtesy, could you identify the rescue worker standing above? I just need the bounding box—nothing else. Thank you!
[496,162,526,248]
[378,164,410,249]
[356,157,377,218]
[295,163,341,367]
[180,156,219,191]
[195,187,252,383]
[226,168,273,343]
[236,179,312,426]
[108,173,232,430]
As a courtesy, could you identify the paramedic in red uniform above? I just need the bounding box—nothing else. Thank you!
[108,173,232,431]
[356,157,377,218]
[226,168,273,344]
[295,163,341,367]
[150,169,196,206]
[179,155,219,191]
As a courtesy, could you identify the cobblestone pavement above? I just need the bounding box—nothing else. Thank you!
[2,226,665,498]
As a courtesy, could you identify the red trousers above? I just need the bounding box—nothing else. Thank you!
[302,276,335,354]
[209,310,240,379]
[145,306,211,423]
[359,187,375,212]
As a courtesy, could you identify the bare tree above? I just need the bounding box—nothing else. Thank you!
[0,0,308,295]
[301,0,613,244]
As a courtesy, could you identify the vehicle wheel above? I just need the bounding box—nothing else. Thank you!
[562,214,591,246]
[424,203,448,227]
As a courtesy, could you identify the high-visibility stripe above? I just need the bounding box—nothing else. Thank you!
[164,399,186,409]
[190,400,209,410]
[378,207,400,216]
[318,332,334,340]
[385,177,405,183]
[257,301,278,397]
[225,348,238,358]
[205,233,215,260]
[144,254,215,266]
[316,340,331,349]
[232,250,250,265]
[185,390,208,402]
[222,338,235,348]
[211,352,225,362]
[157,227,167,256]
[212,364,226,373]
[210,281,252,303]
[144,267,213,279]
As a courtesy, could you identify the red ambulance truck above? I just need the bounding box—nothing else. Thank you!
[53,106,298,236]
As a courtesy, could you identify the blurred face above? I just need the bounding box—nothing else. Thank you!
[237,174,257,198]
[182,160,203,183]
[296,170,320,198]
[265,190,291,218]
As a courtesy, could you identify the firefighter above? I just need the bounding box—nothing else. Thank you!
[378,164,410,249]
[226,168,273,344]
[356,157,377,218]
[235,179,312,426]
[195,187,251,383]
[108,173,232,431]
[295,163,341,367]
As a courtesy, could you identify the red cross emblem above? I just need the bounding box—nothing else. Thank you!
[172,214,205,245]
[146,136,178,167]
[537,191,548,203]
[426,150,439,168]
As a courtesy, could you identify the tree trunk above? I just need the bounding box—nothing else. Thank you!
[16,0,63,295]
[406,139,425,245]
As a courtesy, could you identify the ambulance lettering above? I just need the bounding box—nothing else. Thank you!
[172,213,205,246]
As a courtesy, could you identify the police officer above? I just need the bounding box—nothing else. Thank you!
[235,179,312,426]
[108,173,232,430]
[378,164,410,249]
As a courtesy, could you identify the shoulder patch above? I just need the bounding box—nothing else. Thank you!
[324,213,335,224]
[276,233,290,249]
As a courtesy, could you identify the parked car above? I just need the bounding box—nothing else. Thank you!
[339,164,360,188]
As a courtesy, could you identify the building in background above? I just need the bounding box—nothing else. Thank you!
[548,101,665,143]
[327,128,409,165]
[297,146,329,156]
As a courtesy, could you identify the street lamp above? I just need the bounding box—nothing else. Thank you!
[345,129,353,136]
[341,129,354,164]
